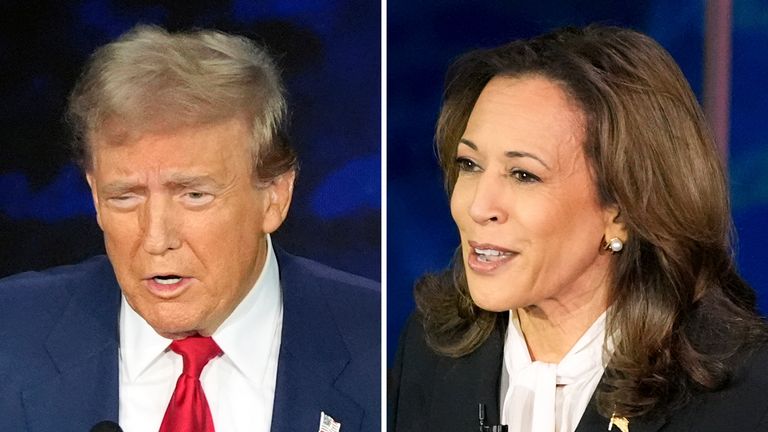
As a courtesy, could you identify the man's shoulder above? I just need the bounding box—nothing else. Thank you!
[275,248,380,354]
[0,255,113,290]
[0,256,116,338]
[275,248,379,306]
[0,256,118,386]
[0,256,114,312]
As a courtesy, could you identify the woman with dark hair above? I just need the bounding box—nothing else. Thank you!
[389,25,768,432]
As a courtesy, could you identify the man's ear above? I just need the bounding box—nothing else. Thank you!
[261,170,296,234]
[603,204,628,245]
[85,172,104,230]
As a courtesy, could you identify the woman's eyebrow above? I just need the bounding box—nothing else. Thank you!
[459,138,550,170]
[504,150,550,170]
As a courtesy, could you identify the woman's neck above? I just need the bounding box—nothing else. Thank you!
[517,284,609,364]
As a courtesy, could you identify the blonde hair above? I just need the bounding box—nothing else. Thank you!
[67,24,296,180]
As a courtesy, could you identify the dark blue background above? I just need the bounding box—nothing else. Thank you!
[0,0,381,280]
[387,1,768,364]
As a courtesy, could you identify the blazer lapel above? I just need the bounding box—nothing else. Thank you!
[575,390,668,432]
[630,415,668,432]
[428,317,506,431]
[22,259,121,432]
[270,252,363,432]
[451,316,670,432]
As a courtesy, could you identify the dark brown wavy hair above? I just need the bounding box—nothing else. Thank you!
[415,25,767,420]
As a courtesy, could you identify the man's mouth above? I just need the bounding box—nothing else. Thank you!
[144,274,193,298]
[153,275,183,285]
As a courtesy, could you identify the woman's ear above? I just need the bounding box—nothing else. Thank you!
[603,204,628,244]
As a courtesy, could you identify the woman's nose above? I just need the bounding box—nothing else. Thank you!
[468,173,508,225]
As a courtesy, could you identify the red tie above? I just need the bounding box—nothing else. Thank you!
[159,336,222,432]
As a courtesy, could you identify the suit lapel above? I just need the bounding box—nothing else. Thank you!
[270,251,363,432]
[22,258,121,432]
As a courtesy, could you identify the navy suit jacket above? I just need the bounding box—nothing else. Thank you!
[0,249,380,432]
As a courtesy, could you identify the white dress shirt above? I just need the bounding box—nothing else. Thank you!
[500,310,612,432]
[119,236,283,432]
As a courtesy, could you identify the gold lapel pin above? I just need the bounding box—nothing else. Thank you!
[608,413,629,432]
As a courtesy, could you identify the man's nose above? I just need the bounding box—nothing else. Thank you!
[467,173,508,225]
[141,197,182,254]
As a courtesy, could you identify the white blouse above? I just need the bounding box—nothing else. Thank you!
[500,310,612,432]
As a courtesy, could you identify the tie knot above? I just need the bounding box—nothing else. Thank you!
[169,336,222,378]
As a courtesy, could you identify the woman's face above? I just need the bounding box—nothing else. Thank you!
[451,75,621,313]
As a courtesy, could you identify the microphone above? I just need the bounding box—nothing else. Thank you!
[478,403,508,432]
[90,421,123,432]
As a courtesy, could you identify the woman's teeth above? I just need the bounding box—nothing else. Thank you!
[474,248,504,256]
[474,248,512,262]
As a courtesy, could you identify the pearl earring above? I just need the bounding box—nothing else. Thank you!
[605,237,624,253]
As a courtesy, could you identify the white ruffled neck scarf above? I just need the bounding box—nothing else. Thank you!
[500,309,612,432]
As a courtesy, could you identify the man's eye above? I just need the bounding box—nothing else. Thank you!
[455,157,481,172]
[107,194,140,209]
[510,169,541,183]
[183,191,214,205]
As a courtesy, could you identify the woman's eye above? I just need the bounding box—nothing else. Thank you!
[455,157,481,172]
[510,169,541,183]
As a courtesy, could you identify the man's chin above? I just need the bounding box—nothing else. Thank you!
[155,329,205,340]
[148,319,208,339]
[141,313,208,339]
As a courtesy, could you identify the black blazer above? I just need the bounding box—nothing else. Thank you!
[389,313,768,432]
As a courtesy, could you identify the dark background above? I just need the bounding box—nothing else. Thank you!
[0,0,381,281]
[388,1,768,364]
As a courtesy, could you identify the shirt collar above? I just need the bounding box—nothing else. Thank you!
[119,235,283,384]
[213,235,282,384]
[120,294,169,382]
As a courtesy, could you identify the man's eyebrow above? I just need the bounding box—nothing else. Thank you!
[164,173,223,188]
[459,138,550,170]
[100,181,140,195]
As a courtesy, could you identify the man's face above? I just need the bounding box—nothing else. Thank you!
[87,117,293,339]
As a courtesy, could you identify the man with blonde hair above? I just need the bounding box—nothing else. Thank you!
[0,25,379,432]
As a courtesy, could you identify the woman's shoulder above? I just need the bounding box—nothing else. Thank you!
[735,341,768,382]
[391,312,444,377]
[662,342,768,429]
[389,311,507,432]
[393,311,508,372]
